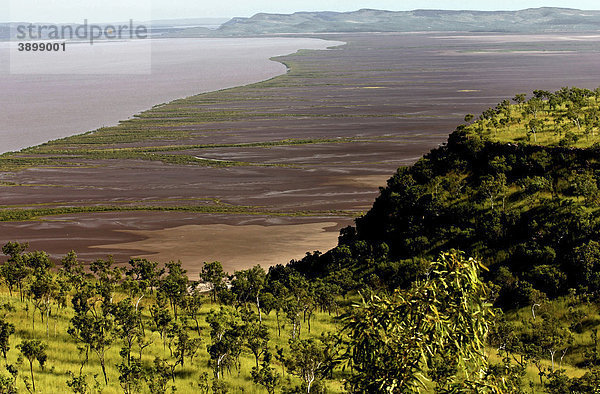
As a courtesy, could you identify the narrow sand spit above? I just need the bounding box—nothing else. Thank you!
[91,222,340,276]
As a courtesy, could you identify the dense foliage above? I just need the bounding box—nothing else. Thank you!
[0,243,508,393]
[292,87,600,310]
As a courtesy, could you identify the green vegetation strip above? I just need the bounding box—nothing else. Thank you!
[28,137,357,155]
[0,205,357,222]
[1,138,368,171]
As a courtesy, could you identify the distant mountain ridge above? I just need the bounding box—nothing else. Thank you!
[4,8,600,40]
[207,7,600,35]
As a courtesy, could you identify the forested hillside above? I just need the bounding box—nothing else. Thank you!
[283,87,600,391]
[293,87,600,310]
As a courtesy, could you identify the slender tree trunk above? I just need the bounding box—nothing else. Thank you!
[135,295,144,312]
[560,348,568,368]
[30,361,35,392]
[256,295,262,323]
[79,348,89,375]
[46,306,50,338]
[194,318,201,336]
[98,353,108,385]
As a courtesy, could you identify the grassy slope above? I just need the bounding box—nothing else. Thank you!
[464,91,600,148]
[0,287,345,393]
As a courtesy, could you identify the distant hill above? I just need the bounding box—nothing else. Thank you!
[5,8,600,40]
[203,7,600,36]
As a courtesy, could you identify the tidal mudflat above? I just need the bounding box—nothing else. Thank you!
[2,33,600,273]
[0,37,341,153]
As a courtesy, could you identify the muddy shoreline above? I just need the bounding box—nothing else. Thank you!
[3,32,600,274]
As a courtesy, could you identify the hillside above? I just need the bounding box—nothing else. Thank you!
[292,87,600,309]
[6,8,600,40]
[207,8,600,36]
[3,87,600,392]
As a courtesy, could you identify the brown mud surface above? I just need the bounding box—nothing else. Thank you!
[3,33,600,272]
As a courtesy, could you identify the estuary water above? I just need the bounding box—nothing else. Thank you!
[0,37,342,153]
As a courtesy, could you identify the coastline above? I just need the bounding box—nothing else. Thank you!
[4,32,600,273]
[0,37,344,154]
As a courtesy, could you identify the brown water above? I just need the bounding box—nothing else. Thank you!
[0,37,343,153]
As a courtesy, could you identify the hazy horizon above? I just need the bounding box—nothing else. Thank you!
[1,3,599,24]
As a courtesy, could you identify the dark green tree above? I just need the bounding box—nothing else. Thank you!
[342,251,495,392]
[158,261,188,318]
[17,340,47,392]
[0,318,15,362]
[251,350,281,394]
[200,261,226,304]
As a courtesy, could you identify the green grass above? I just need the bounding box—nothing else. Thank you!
[0,288,346,393]
[464,98,600,148]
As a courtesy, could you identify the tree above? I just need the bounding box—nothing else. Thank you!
[526,97,544,119]
[0,319,14,362]
[513,93,527,106]
[181,288,204,336]
[159,261,188,318]
[57,252,88,311]
[479,174,507,211]
[251,350,281,394]
[28,270,57,336]
[150,303,172,350]
[571,171,599,204]
[528,118,543,142]
[126,258,163,291]
[172,324,202,368]
[538,314,573,372]
[200,261,226,304]
[571,240,600,293]
[146,357,171,394]
[17,340,47,392]
[206,308,244,379]
[231,265,266,322]
[111,298,143,366]
[1,242,31,301]
[0,367,18,394]
[245,318,269,368]
[68,300,114,385]
[283,298,302,340]
[90,257,123,304]
[60,251,87,288]
[342,251,495,392]
[285,339,331,393]
[65,371,94,394]
[116,359,144,394]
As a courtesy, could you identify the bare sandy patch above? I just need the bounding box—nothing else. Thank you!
[91,222,340,277]
[324,175,390,189]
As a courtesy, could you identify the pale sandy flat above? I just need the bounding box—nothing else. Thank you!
[324,175,390,188]
[91,222,340,277]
